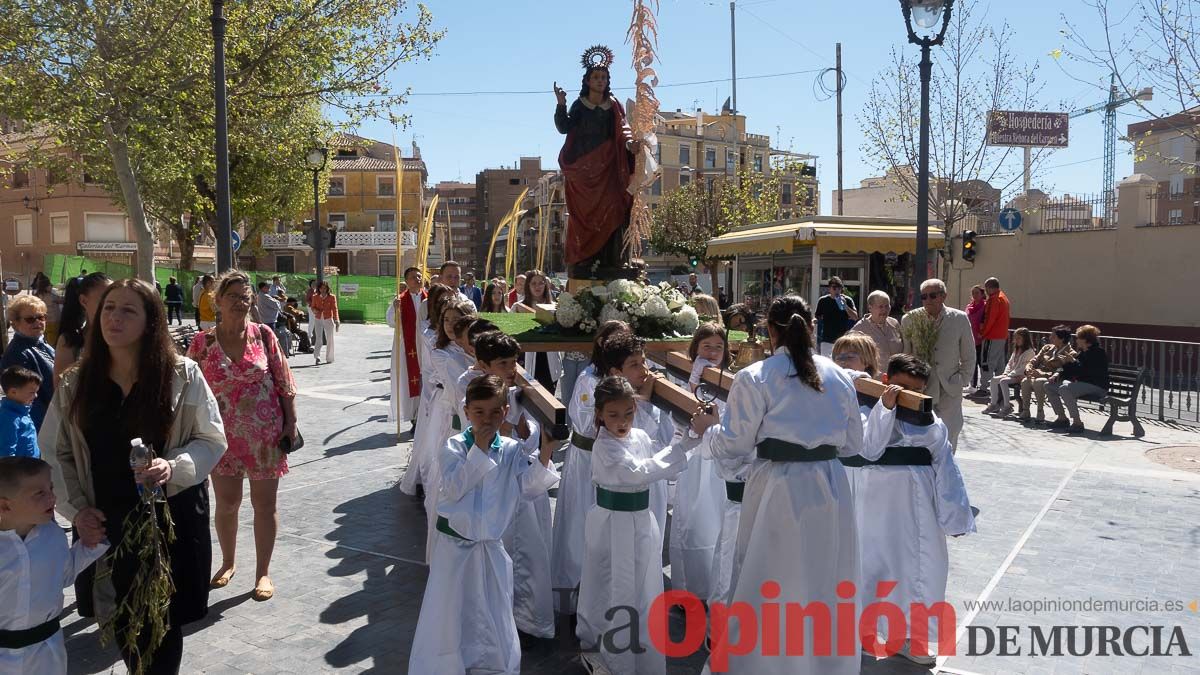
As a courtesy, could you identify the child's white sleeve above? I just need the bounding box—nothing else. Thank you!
[438,441,497,504]
[930,422,977,536]
[593,432,692,488]
[860,398,897,462]
[63,538,109,589]
[516,447,560,500]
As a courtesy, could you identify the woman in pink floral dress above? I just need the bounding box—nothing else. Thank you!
[187,271,298,601]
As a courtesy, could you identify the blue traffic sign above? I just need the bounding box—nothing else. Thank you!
[231,231,242,252]
[999,208,1022,232]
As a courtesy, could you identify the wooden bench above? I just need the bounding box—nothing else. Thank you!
[1008,365,1145,436]
[1080,364,1146,438]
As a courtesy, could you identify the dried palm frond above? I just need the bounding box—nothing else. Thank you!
[624,0,662,260]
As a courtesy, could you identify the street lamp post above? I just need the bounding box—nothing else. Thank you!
[306,147,329,284]
[212,0,233,273]
[899,0,953,307]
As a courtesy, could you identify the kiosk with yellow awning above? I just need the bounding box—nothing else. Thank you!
[705,215,946,310]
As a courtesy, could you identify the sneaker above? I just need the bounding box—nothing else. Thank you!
[898,640,937,666]
[580,652,611,675]
[1050,417,1070,429]
[1069,420,1086,433]
[315,356,321,365]
[1018,412,1031,423]
[999,404,1014,417]
[981,404,998,415]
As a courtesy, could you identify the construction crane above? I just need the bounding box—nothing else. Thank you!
[1069,73,1152,222]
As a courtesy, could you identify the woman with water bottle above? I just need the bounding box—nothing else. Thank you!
[39,279,227,674]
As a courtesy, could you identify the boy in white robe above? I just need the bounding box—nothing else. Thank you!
[576,376,698,675]
[1,457,108,675]
[465,331,557,641]
[848,354,976,666]
[408,375,559,675]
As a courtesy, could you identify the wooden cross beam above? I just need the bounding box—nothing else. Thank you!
[513,366,571,440]
[649,351,936,426]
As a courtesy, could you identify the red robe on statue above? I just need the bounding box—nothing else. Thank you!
[559,97,634,265]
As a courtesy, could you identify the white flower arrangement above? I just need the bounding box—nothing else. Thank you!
[551,279,698,339]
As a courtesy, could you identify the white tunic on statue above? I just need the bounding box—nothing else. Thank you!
[0,524,108,675]
[849,400,976,646]
[417,343,472,561]
[669,358,728,600]
[408,431,560,675]
[550,364,598,613]
[576,426,696,675]
[704,349,864,675]
[385,293,422,424]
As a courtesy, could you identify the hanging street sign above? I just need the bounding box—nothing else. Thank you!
[987,110,1069,148]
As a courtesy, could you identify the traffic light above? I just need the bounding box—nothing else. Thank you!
[689,256,700,268]
[962,230,977,262]
[326,227,338,249]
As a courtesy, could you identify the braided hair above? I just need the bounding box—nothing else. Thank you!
[767,295,822,392]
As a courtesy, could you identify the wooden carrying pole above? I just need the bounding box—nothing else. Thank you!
[513,366,571,440]
[650,351,935,425]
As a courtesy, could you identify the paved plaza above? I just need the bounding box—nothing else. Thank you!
[62,324,1200,674]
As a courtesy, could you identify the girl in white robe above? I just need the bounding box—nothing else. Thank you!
[550,320,631,614]
[576,376,698,675]
[401,284,452,496]
[417,302,475,560]
[692,295,864,675]
[844,354,976,663]
[408,376,559,675]
[669,326,730,600]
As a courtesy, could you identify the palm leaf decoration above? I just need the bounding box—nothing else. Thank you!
[624,0,661,260]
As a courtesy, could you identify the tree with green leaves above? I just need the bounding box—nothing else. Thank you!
[650,165,793,295]
[0,0,442,280]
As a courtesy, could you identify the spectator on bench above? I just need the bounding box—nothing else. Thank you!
[1045,325,1108,433]
[1019,325,1077,425]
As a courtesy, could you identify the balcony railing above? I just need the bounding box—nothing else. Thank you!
[261,230,418,250]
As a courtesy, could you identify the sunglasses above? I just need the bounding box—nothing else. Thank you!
[21,314,48,324]
[920,293,943,300]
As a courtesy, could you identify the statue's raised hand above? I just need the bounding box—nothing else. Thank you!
[554,82,567,106]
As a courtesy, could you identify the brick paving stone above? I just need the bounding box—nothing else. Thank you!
[59,325,1200,674]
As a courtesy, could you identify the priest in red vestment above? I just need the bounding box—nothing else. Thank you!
[387,267,427,430]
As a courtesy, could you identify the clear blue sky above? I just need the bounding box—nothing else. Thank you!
[353,0,1156,214]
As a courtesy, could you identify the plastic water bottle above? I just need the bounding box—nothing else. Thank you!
[835,294,846,312]
[129,438,159,503]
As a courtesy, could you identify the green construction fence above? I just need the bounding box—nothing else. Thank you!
[42,254,399,323]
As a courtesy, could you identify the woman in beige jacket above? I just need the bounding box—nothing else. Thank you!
[39,279,226,674]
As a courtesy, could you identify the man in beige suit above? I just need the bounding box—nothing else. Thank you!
[901,278,976,450]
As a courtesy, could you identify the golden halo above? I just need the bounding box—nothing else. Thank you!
[580,45,614,70]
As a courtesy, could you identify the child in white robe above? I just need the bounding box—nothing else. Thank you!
[550,320,630,614]
[690,296,863,675]
[0,457,108,675]
[466,330,556,640]
[847,353,976,666]
[669,324,729,601]
[402,283,455,496]
[576,376,698,675]
[408,375,559,675]
[418,301,476,561]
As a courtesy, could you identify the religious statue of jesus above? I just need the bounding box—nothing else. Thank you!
[554,46,642,279]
